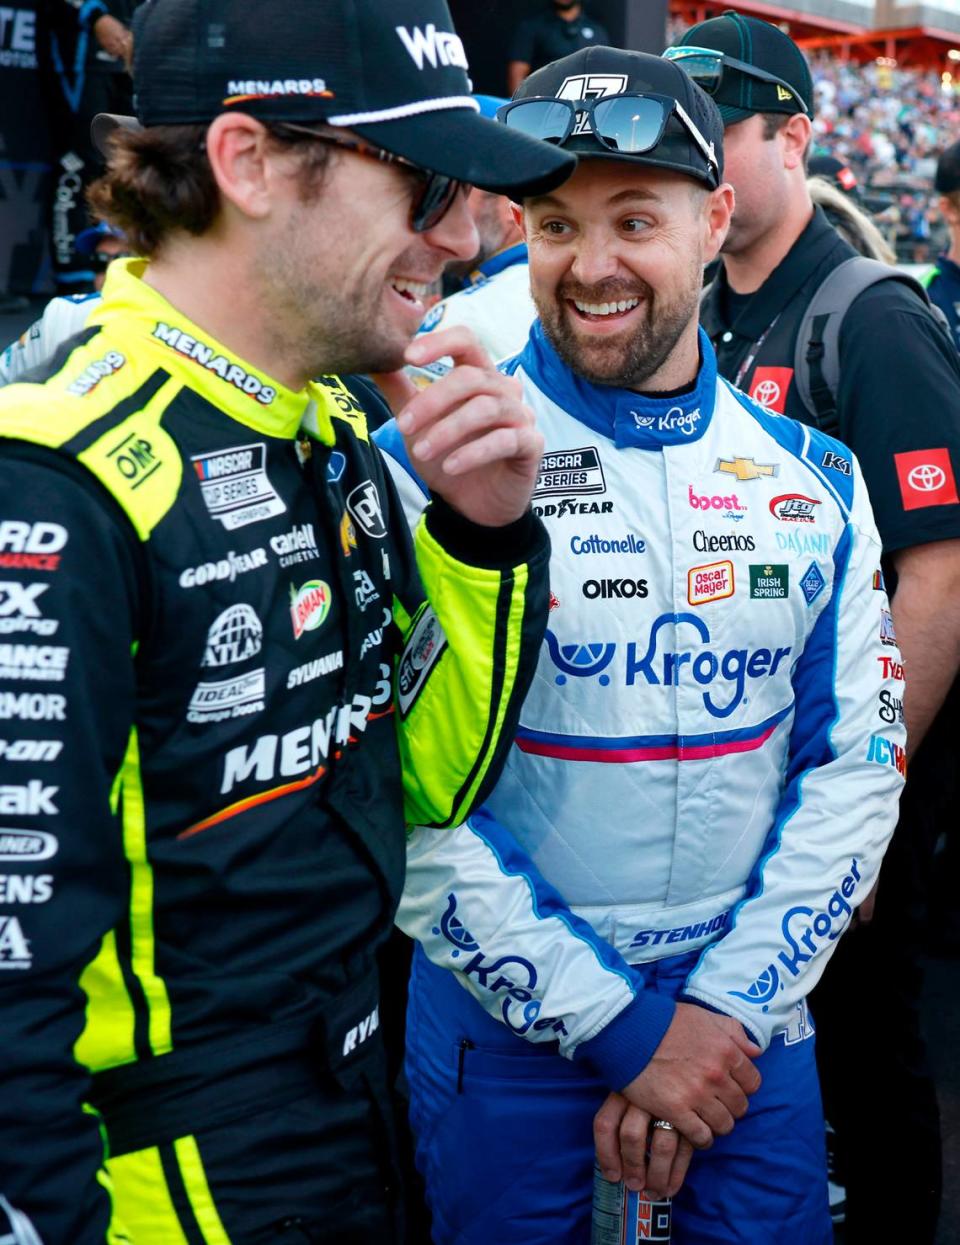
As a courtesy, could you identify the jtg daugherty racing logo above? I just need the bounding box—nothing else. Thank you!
[434,893,568,1037]
[727,858,862,1010]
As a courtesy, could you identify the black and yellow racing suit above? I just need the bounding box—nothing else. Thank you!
[0,259,549,1243]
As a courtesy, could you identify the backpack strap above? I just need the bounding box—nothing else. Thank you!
[794,256,942,437]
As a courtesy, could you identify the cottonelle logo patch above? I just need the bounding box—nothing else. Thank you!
[191,443,286,531]
[290,580,332,640]
[534,447,605,499]
[153,323,277,405]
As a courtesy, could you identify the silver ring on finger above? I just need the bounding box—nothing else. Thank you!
[652,1119,676,1132]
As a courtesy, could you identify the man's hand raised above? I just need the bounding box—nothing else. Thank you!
[396,327,543,528]
[620,1002,762,1150]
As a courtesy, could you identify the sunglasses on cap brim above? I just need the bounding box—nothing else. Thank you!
[662,46,809,115]
[496,93,719,184]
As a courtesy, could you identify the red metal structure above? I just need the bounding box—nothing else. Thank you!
[669,2,960,69]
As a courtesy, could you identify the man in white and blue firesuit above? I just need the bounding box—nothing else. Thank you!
[376,45,905,1245]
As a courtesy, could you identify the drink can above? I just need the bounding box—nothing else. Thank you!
[590,1160,672,1244]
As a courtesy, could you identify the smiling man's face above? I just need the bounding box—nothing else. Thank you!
[522,160,715,389]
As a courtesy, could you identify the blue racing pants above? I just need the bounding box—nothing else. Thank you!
[406,945,831,1245]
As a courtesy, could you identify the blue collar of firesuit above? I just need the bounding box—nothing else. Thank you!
[513,319,716,450]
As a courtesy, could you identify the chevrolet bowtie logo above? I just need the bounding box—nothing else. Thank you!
[715,456,779,481]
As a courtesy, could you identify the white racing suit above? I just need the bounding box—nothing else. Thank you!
[0,292,100,385]
[375,323,905,1245]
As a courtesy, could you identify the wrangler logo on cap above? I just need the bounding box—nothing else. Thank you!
[396,24,468,72]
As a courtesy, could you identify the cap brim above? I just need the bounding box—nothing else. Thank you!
[349,108,576,197]
[92,112,143,157]
[717,104,755,127]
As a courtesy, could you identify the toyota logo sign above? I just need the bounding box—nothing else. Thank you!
[908,464,946,492]
[754,379,781,408]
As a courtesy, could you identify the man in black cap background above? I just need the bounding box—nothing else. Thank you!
[922,138,960,351]
[378,40,904,1245]
[506,0,610,94]
[666,13,960,1243]
[0,1,576,1241]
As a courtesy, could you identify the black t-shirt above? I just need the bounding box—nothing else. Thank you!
[702,207,960,554]
[508,7,611,72]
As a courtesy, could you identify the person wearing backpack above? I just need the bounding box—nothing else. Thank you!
[664,14,960,1245]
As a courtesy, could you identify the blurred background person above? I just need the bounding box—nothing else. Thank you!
[507,0,610,93]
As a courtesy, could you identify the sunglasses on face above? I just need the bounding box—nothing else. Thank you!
[89,248,135,271]
[662,45,809,115]
[272,123,467,233]
[496,92,719,183]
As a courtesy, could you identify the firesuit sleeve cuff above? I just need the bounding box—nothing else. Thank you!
[573,990,677,1090]
[423,494,548,570]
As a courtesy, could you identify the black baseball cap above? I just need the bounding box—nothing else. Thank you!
[92,0,575,198]
[511,46,724,187]
[668,10,813,126]
[808,154,859,197]
[935,139,960,195]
